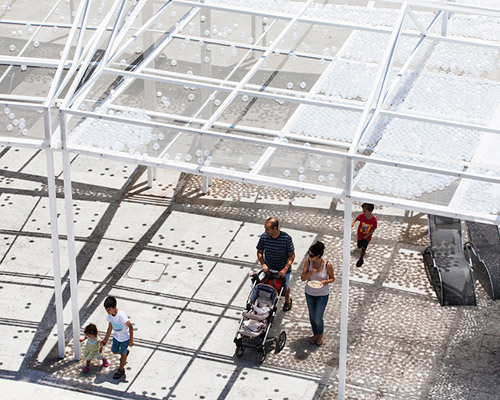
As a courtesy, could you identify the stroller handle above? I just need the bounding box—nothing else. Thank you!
[250,269,285,285]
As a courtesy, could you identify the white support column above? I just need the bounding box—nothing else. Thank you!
[60,112,81,360]
[201,175,210,193]
[441,10,449,36]
[442,0,455,36]
[144,0,156,188]
[147,167,155,187]
[338,154,354,399]
[200,5,212,194]
[338,191,352,399]
[44,111,65,359]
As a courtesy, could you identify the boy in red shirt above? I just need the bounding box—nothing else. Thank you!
[351,203,377,268]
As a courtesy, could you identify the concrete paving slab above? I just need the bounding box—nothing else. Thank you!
[0,235,83,276]
[125,350,193,397]
[0,147,40,172]
[1,377,107,400]
[104,200,168,242]
[69,156,135,189]
[0,325,38,371]
[224,366,318,399]
[222,221,263,262]
[0,173,45,193]
[0,233,15,259]
[76,238,137,283]
[165,358,238,399]
[3,150,500,400]
[23,197,109,238]
[0,193,40,231]
[150,211,242,257]
[20,149,65,177]
[193,262,250,304]
[131,249,216,299]
[201,316,241,357]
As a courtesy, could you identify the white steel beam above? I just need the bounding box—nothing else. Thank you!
[0,56,70,68]
[378,0,500,18]
[103,67,365,112]
[0,0,67,87]
[349,9,441,153]
[349,2,408,155]
[46,0,90,107]
[0,137,46,148]
[174,0,500,50]
[380,110,500,135]
[108,103,352,149]
[62,140,500,226]
[60,107,500,186]
[250,0,370,178]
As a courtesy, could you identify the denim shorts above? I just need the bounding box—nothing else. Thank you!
[111,338,129,355]
[284,271,291,289]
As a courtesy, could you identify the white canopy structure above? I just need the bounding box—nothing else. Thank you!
[1,0,499,398]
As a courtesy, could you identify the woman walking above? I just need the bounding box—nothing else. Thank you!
[301,241,335,346]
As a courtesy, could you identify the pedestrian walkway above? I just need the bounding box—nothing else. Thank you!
[1,147,500,399]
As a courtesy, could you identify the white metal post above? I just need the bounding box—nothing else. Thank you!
[441,10,448,36]
[144,0,156,187]
[59,111,81,360]
[338,154,354,399]
[338,194,353,399]
[200,5,213,194]
[44,110,65,358]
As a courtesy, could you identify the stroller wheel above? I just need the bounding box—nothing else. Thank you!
[236,345,245,357]
[276,331,286,352]
[257,348,267,364]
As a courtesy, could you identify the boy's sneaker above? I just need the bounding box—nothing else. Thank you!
[356,259,364,268]
[102,359,109,367]
[113,368,125,379]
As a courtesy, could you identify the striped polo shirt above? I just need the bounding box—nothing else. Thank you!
[256,231,295,273]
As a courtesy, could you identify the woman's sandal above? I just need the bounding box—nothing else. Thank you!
[283,298,293,311]
[113,368,125,379]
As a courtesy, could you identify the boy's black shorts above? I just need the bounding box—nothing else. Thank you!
[357,239,370,249]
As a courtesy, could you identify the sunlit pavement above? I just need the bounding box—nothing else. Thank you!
[1,150,500,400]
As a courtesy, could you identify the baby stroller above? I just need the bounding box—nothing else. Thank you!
[233,270,287,363]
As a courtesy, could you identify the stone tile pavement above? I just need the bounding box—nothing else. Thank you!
[1,147,500,399]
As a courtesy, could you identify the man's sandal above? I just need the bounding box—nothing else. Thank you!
[113,369,125,379]
[283,298,292,311]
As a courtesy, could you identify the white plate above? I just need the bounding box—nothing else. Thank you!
[307,280,323,289]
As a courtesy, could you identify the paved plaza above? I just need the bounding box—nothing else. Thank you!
[1,147,500,400]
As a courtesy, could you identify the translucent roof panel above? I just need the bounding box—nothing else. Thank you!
[1,0,499,223]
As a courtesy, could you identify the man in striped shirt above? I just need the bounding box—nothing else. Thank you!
[256,217,295,311]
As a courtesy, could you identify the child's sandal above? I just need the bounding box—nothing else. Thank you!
[102,359,109,367]
[82,366,90,374]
